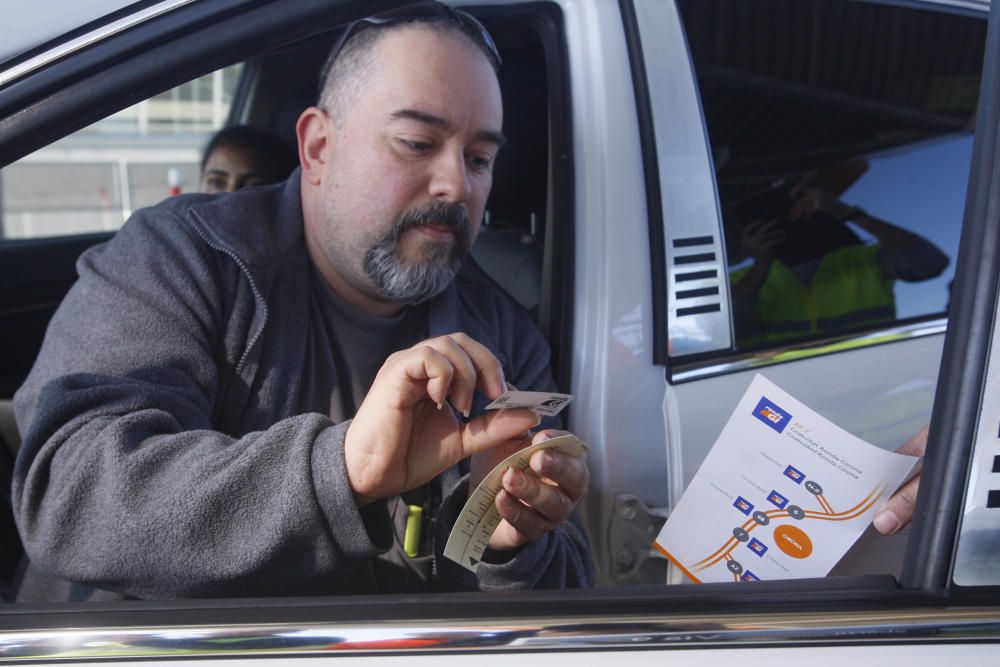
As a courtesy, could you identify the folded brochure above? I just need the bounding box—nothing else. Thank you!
[654,374,920,583]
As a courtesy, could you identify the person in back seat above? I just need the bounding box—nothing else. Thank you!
[199,125,298,194]
[12,1,593,601]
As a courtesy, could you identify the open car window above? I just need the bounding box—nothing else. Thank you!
[0,0,572,607]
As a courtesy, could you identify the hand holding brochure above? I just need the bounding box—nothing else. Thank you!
[654,375,921,583]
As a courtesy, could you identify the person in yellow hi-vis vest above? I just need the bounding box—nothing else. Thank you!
[730,184,949,348]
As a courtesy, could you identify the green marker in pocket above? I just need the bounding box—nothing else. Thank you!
[404,504,423,557]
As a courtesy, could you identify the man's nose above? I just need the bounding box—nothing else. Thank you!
[428,150,472,203]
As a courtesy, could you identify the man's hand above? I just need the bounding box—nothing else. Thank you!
[874,424,928,535]
[482,429,590,551]
[789,186,853,222]
[344,332,540,506]
[741,218,784,264]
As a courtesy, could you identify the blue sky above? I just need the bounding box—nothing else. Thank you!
[841,132,973,319]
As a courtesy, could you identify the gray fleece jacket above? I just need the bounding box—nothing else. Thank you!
[12,172,593,601]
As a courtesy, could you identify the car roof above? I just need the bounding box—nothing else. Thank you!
[2,0,989,75]
[0,0,149,67]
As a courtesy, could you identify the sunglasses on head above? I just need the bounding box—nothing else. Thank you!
[320,1,502,87]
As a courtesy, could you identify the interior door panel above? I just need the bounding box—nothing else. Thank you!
[0,232,110,399]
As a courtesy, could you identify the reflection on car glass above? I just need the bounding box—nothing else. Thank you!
[726,163,948,348]
[677,0,983,350]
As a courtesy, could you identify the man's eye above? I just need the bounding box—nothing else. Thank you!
[399,139,432,153]
[467,154,493,173]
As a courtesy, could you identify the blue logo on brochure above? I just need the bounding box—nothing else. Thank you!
[783,465,805,484]
[753,396,792,433]
[747,538,768,557]
[741,570,760,582]
[733,496,754,515]
[767,490,789,509]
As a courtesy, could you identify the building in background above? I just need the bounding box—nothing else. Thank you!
[0,65,241,239]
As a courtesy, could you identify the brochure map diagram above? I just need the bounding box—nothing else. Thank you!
[655,375,920,583]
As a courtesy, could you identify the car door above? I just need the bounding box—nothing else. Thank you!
[589,0,986,586]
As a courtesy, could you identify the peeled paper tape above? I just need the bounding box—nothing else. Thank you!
[444,434,589,572]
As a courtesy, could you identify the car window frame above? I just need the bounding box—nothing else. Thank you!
[900,0,1000,598]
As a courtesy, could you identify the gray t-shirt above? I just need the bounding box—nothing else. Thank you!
[297,263,439,590]
[298,262,428,421]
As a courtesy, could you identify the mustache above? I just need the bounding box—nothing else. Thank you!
[395,201,470,238]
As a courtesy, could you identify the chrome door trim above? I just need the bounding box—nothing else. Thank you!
[0,0,198,89]
[1,608,998,661]
[672,318,947,383]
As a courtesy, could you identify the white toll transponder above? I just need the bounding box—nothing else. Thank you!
[444,434,589,572]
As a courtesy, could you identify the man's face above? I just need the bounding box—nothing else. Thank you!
[309,26,503,306]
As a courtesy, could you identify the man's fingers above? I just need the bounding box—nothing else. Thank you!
[495,490,550,543]
[874,475,920,535]
[529,430,589,502]
[412,336,479,416]
[390,345,455,408]
[532,428,567,442]
[501,467,575,523]
[746,219,778,235]
[897,423,929,457]
[411,333,507,412]
[760,230,785,247]
[445,332,507,399]
[487,429,590,550]
[789,196,813,221]
[461,409,541,457]
[528,450,589,503]
[873,424,929,535]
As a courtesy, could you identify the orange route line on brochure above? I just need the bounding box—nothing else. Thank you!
[803,486,885,522]
[691,536,738,568]
[804,486,881,519]
[653,541,703,584]
[816,494,835,514]
[690,514,769,567]
[724,554,739,582]
[687,485,885,575]
[692,508,790,571]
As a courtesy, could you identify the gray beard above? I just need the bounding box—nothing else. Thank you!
[363,201,471,304]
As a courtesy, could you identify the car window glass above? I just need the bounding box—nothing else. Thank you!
[0,65,242,240]
[676,0,985,352]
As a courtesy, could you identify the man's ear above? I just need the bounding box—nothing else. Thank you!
[296,106,334,186]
